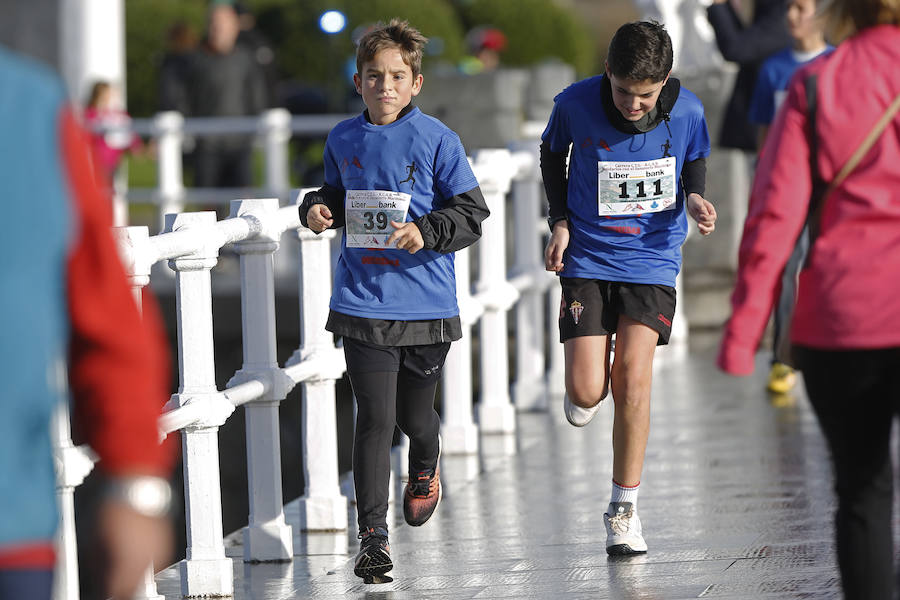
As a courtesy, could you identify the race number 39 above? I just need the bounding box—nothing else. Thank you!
[345,190,412,248]
[597,156,676,216]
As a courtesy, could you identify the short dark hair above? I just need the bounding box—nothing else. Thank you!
[606,21,673,82]
[356,19,428,78]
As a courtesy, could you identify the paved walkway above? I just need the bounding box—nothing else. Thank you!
[156,350,859,599]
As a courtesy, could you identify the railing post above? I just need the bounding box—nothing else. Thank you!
[441,246,481,454]
[471,150,519,434]
[154,111,185,231]
[52,402,95,600]
[260,109,292,200]
[112,225,166,600]
[227,199,294,562]
[508,145,549,412]
[163,211,234,598]
[288,192,348,532]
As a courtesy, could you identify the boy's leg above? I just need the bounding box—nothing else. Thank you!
[603,314,658,555]
[344,338,399,582]
[563,335,613,409]
[395,377,441,474]
[769,228,809,392]
[559,277,614,423]
[609,315,658,487]
[343,338,401,532]
[396,342,450,527]
[396,342,449,473]
[349,368,398,531]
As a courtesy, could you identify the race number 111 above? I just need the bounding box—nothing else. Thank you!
[618,179,663,199]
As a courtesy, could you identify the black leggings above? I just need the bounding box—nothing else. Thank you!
[344,338,448,531]
[796,346,900,600]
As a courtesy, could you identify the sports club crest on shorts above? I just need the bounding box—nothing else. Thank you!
[569,300,584,325]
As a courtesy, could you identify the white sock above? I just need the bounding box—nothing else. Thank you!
[611,479,639,507]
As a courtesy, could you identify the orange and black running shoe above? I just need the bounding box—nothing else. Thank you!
[403,465,442,526]
[354,526,393,583]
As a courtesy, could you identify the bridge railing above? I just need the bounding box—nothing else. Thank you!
[54,142,579,599]
[58,106,690,598]
[112,109,355,228]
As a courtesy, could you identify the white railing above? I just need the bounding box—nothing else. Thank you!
[54,143,580,599]
[57,111,690,599]
[113,109,355,228]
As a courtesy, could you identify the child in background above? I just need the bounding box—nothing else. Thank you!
[747,0,832,394]
[299,19,489,584]
[541,20,716,555]
[83,81,142,187]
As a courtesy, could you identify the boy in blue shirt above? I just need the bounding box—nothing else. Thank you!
[300,19,489,583]
[747,0,832,394]
[541,20,717,555]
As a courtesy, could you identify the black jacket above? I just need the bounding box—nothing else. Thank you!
[707,0,791,151]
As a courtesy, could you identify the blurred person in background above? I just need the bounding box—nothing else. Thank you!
[83,80,144,195]
[186,0,266,189]
[234,1,278,108]
[718,0,900,596]
[0,45,175,600]
[707,0,791,152]
[746,0,832,395]
[158,21,197,115]
[460,25,506,74]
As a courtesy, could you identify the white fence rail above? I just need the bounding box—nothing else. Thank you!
[57,111,688,599]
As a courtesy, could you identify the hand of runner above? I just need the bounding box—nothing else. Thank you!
[687,193,716,236]
[387,221,424,254]
[545,220,570,272]
[306,203,334,233]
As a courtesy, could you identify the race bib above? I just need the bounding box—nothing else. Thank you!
[345,190,412,248]
[597,156,677,216]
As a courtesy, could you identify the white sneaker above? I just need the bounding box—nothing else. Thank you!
[564,394,602,427]
[604,502,648,555]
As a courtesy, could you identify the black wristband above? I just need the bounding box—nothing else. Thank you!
[547,215,567,231]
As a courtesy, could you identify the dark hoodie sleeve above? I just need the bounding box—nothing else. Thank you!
[414,186,490,253]
[682,157,707,197]
[540,140,568,226]
[298,183,345,230]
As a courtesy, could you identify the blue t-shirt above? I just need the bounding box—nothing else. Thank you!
[749,46,834,125]
[541,75,710,286]
[324,107,478,320]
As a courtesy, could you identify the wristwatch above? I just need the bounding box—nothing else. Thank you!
[107,476,173,518]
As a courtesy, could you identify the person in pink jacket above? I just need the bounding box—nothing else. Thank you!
[717,1,900,597]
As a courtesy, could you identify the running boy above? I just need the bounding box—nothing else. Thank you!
[541,20,716,555]
[747,0,832,394]
[299,19,489,583]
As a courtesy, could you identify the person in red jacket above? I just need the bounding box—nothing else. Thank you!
[717,1,900,597]
[0,46,175,600]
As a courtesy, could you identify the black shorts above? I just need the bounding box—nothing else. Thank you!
[558,277,676,345]
[342,336,452,386]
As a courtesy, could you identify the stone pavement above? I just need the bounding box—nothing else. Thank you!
[156,350,868,599]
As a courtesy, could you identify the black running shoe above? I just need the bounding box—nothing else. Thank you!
[354,526,393,584]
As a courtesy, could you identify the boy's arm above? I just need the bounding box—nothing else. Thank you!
[413,187,490,253]
[681,157,707,197]
[540,140,569,229]
[682,156,716,235]
[299,183,345,230]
